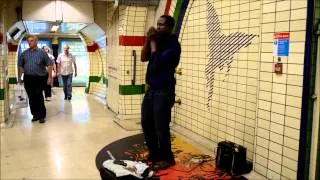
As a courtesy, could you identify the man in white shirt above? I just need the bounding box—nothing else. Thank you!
[57,44,77,100]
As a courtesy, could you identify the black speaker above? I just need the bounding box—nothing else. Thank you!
[216,141,252,176]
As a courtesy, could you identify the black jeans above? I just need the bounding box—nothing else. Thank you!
[141,89,175,162]
[44,74,51,98]
[24,75,47,119]
[44,84,51,98]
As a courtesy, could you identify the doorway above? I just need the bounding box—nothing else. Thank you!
[58,39,89,87]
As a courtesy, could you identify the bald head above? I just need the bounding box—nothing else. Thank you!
[64,44,70,55]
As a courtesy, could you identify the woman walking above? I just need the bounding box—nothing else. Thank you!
[42,46,56,101]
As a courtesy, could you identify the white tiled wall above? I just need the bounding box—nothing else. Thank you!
[89,50,106,98]
[255,1,306,179]
[118,5,148,120]
[88,52,101,77]
[175,0,260,161]
[119,94,143,120]
[80,24,107,99]
[172,0,308,179]
[106,3,120,114]
[154,0,166,23]
[94,44,107,98]
[119,46,145,85]
[0,2,9,123]
[88,50,104,96]
[7,51,16,100]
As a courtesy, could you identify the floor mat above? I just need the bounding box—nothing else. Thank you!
[96,133,246,179]
[113,119,142,131]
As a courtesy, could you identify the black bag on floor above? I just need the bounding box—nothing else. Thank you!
[215,141,252,175]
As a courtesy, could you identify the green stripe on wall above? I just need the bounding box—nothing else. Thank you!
[103,77,108,87]
[8,77,17,84]
[85,87,90,93]
[0,89,4,100]
[119,84,145,95]
[89,76,101,82]
[85,76,108,93]
[172,0,183,32]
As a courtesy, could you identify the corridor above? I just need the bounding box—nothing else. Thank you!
[0,88,138,179]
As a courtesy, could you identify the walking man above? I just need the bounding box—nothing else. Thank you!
[57,44,77,100]
[18,35,53,123]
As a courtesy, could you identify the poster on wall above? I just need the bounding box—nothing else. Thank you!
[273,32,290,57]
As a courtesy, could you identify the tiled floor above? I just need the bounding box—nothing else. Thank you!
[1,87,139,179]
[1,87,266,180]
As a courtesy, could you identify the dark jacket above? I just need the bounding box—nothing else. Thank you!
[145,35,181,91]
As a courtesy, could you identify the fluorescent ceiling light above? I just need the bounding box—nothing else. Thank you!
[51,25,59,32]
[24,21,49,34]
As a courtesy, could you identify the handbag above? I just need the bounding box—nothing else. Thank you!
[14,84,28,108]
[215,141,252,176]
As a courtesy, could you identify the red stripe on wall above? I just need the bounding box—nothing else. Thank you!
[119,36,146,46]
[8,43,18,52]
[87,43,99,52]
[164,0,172,15]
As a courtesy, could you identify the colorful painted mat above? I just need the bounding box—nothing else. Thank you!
[96,133,246,180]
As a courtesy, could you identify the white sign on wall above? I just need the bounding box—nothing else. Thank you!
[273,32,290,57]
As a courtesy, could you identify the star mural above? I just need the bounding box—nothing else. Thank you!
[205,1,258,109]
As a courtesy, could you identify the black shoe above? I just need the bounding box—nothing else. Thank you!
[39,119,45,123]
[31,117,38,122]
[64,97,67,100]
[141,155,160,164]
[153,160,176,170]
[67,96,71,100]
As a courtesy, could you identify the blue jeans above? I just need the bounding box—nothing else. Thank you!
[61,74,73,98]
[141,89,175,162]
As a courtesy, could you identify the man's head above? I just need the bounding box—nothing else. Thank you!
[26,35,38,49]
[157,15,175,34]
[63,44,70,55]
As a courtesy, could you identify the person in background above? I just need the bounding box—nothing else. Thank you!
[140,15,181,169]
[42,46,56,101]
[18,35,53,124]
[57,44,77,100]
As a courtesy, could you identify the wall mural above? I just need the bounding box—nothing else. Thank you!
[205,1,258,109]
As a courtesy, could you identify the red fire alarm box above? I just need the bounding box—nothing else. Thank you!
[275,57,283,74]
[275,63,283,74]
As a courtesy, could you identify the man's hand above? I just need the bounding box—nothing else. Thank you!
[75,72,77,77]
[47,78,52,85]
[150,41,156,53]
[147,26,156,40]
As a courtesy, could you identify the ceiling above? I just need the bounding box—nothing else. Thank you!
[19,0,106,38]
